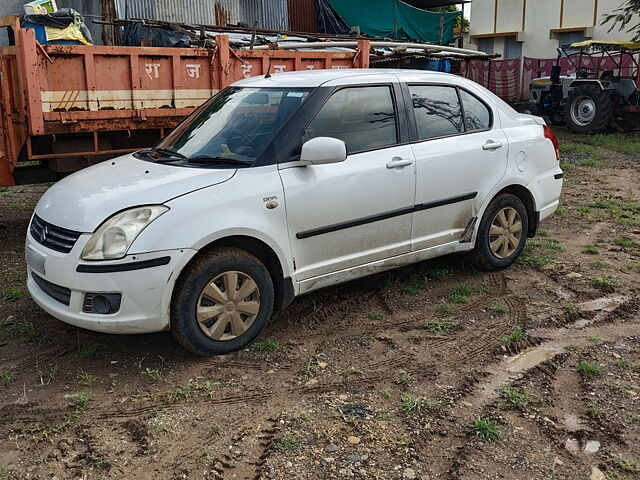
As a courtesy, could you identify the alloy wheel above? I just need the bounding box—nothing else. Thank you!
[488,207,523,259]
[196,271,261,341]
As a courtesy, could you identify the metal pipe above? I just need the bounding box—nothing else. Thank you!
[249,40,488,57]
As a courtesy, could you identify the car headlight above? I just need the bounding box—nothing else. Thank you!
[81,206,168,260]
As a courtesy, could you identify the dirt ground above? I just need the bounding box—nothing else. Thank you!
[0,128,639,480]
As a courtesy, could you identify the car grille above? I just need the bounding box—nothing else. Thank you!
[31,272,71,306]
[30,214,82,253]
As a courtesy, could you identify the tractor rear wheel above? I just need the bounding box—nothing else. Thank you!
[565,85,614,133]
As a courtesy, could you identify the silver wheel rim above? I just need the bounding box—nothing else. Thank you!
[570,96,596,127]
[196,271,261,341]
[489,207,523,259]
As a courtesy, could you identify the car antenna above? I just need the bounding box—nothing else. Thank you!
[264,42,277,78]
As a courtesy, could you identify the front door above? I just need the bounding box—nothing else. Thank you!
[279,83,416,282]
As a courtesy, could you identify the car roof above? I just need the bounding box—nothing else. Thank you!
[232,68,455,88]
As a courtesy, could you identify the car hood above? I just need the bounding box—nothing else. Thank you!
[35,154,236,232]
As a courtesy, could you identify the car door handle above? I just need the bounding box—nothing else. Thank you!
[482,140,504,150]
[386,158,413,169]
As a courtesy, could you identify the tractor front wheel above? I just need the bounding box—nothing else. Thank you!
[565,85,613,133]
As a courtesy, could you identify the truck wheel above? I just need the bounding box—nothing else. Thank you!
[565,85,613,133]
[171,247,274,355]
[548,112,565,126]
[471,194,529,271]
[515,102,542,116]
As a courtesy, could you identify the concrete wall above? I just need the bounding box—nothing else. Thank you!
[468,0,640,59]
[0,0,103,45]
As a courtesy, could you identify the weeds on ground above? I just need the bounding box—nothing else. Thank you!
[583,245,599,255]
[400,393,442,413]
[291,412,309,424]
[490,304,507,314]
[142,368,162,381]
[449,284,472,303]
[436,302,454,316]
[3,288,25,301]
[275,434,299,451]
[403,273,428,295]
[572,133,640,155]
[0,319,43,344]
[615,237,639,248]
[588,195,640,226]
[579,360,603,376]
[395,372,412,387]
[423,318,454,333]
[517,239,558,267]
[592,276,617,289]
[18,392,90,442]
[613,459,639,473]
[78,343,106,360]
[0,370,14,388]
[615,359,630,368]
[76,368,97,387]
[471,417,501,441]
[9,202,31,211]
[368,312,384,321]
[499,385,531,411]
[501,327,525,344]
[37,363,58,385]
[592,259,607,269]
[250,339,278,351]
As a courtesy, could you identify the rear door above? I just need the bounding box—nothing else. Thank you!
[407,83,509,250]
[279,80,416,282]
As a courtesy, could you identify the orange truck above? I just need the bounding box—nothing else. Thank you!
[0,16,370,186]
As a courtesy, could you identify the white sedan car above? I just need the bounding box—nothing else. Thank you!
[26,69,563,355]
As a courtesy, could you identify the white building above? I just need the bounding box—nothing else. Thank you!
[468,0,640,60]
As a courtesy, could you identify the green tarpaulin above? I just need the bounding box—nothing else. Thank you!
[327,0,460,44]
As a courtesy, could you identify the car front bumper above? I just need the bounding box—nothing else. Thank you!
[25,230,197,334]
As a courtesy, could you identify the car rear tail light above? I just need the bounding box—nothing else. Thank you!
[543,125,559,161]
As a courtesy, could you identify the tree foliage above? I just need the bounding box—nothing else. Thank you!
[427,5,470,29]
[601,0,640,41]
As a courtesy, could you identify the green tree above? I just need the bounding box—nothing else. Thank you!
[427,5,469,29]
[601,0,640,41]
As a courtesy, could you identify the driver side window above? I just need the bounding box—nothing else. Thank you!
[303,86,398,154]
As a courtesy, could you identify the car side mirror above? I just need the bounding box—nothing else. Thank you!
[300,137,347,166]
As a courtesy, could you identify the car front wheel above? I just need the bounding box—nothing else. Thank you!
[471,194,529,271]
[171,247,274,355]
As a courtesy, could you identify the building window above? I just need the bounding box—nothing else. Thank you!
[504,36,522,60]
[477,37,494,55]
[557,31,586,53]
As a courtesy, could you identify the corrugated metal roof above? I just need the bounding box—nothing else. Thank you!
[115,0,289,30]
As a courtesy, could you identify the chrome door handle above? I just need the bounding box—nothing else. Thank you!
[482,140,504,150]
[386,158,413,169]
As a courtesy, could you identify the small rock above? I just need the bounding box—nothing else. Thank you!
[323,457,335,463]
[584,440,601,454]
[565,437,580,454]
[538,264,555,271]
[5,315,15,323]
[566,272,582,279]
[403,468,416,479]
[462,401,473,407]
[338,394,348,401]
[612,352,621,359]
[590,466,606,480]
[305,378,318,386]
[318,362,328,368]
[347,436,360,445]
[554,458,564,466]
[325,444,340,453]
[344,454,361,463]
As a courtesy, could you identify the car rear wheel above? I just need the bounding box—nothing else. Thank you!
[471,194,529,271]
[171,247,274,355]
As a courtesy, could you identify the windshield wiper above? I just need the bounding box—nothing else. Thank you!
[149,147,187,162]
[186,155,252,166]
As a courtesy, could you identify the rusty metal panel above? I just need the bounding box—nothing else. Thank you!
[214,0,241,25]
[288,0,317,33]
[116,0,217,24]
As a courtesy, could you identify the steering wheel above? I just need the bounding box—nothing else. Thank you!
[229,130,258,156]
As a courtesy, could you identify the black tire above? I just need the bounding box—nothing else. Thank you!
[171,247,274,355]
[515,102,542,116]
[564,84,614,133]
[471,194,529,271]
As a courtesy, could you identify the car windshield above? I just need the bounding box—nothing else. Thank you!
[153,87,312,164]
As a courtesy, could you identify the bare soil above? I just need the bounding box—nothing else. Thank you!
[0,129,639,480]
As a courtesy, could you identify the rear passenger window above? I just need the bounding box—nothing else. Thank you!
[460,89,492,131]
[304,86,397,153]
[409,85,463,140]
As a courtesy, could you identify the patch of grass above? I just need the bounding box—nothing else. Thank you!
[592,259,607,269]
[76,368,97,387]
[579,360,603,376]
[583,245,599,255]
[275,434,299,451]
[403,273,428,295]
[423,318,454,333]
[592,276,617,289]
[615,359,630,368]
[574,133,640,155]
[589,195,640,226]
[517,239,557,267]
[577,206,591,217]
[471,417,501,442]
[79,343,106,360]
[556,205,566,214]
[0,319,43,344]
[614,458,638,473]
[490,304,507,314]
[547,238,564,251]
[436,302,454,316]
[428,268,451,280]
[0,370,14,388]
[18,391,92,441]
[9,202,31,211]
[500,385,531,411]
[588,335,600,342]
[400,393,442,413]
[291,412,309,424]
[501,327,525,344]
[142,368,162,381]
[368,311,384,321]
[614,237,639,248]
[3,287,25,301]
[448,284,472,303]
[580,157,605,168]
[250,339,278,351]
[395,372,412,386]
[559,142,599,155]
[69,391,91,410]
